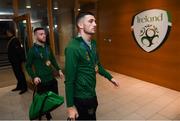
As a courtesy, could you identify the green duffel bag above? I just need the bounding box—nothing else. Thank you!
[29,91,64,120]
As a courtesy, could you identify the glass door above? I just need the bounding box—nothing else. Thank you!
[13,13,33,58]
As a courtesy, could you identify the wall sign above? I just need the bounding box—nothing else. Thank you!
[131,9,172,52]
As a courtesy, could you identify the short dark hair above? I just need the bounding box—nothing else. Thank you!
[76,11,95,27]
[33,27,45,34]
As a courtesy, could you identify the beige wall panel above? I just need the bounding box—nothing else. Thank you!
[58,11,73,56]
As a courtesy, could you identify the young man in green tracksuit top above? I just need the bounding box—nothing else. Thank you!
[26,27,64,120]
[65,12,120,120]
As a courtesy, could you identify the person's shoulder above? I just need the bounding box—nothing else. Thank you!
[91,39,97,45]
[67,37,81,48]
[11,36,20,43]
[28,45,36,54]
[13,37,19,41]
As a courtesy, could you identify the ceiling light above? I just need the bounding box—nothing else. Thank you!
[26,5,31,8]
[26,0,31,8]
[53,1,59,10]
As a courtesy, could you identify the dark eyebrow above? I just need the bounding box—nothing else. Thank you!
[89,18,95,22]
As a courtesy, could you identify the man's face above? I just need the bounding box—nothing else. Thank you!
[35,30,46,43]
[80,15,97,35]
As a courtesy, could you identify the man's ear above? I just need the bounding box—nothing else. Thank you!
[33,34,37,40]
[77,19,84,29]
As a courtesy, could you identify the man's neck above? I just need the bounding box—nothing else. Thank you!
[78,32,92,49]
[35,40,45,47]
[78,31,92,42]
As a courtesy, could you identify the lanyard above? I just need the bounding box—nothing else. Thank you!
[81,40,98,65]
[34,45,49,60]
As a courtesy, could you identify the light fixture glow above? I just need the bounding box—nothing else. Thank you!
[54,24,58,28]
[23,20,26,23]
[0,19,13,21]
[54,7,58,10]
[26,5,31,8]
[0,12,13,15]
[26,0,31,9]
[53,1,59,10]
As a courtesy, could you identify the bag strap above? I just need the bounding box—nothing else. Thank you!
[32,85,36,101]
[39,92,48,117]
[32,85,49,118]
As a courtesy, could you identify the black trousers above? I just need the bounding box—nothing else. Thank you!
[36,79,58,94]
[11,61,27,90]
[74,96,98,120]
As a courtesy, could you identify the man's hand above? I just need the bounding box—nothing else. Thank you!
[33,77,41,85]
[67,107,79,120]
[59,70,64,79]
[111,78,120,87]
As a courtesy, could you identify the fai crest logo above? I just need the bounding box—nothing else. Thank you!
[131,9,172,52]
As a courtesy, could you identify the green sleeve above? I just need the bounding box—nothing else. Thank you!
[25,48,37,79]
[64,47,78,107]
[98,61,113,81]
[93,40,113,80]
[49,49,61,71]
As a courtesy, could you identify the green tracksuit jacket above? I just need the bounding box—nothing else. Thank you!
[65,36,113,107]
[26,44,61,85]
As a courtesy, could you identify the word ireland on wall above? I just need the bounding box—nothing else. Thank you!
[131,9,172,52]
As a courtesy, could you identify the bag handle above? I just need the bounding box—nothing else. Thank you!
[32,85,48,118]
[31,85,36,101]
[39,93,48,117]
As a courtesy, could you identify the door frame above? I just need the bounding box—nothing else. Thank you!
[13,13,33,47]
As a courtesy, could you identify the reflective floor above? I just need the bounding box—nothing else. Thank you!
[0,68,180,120]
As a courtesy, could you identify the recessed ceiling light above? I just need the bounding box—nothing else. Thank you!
[53,1,58,10]
[26,0,31,8]
[26,5,31,8]
[54,7,58,10]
